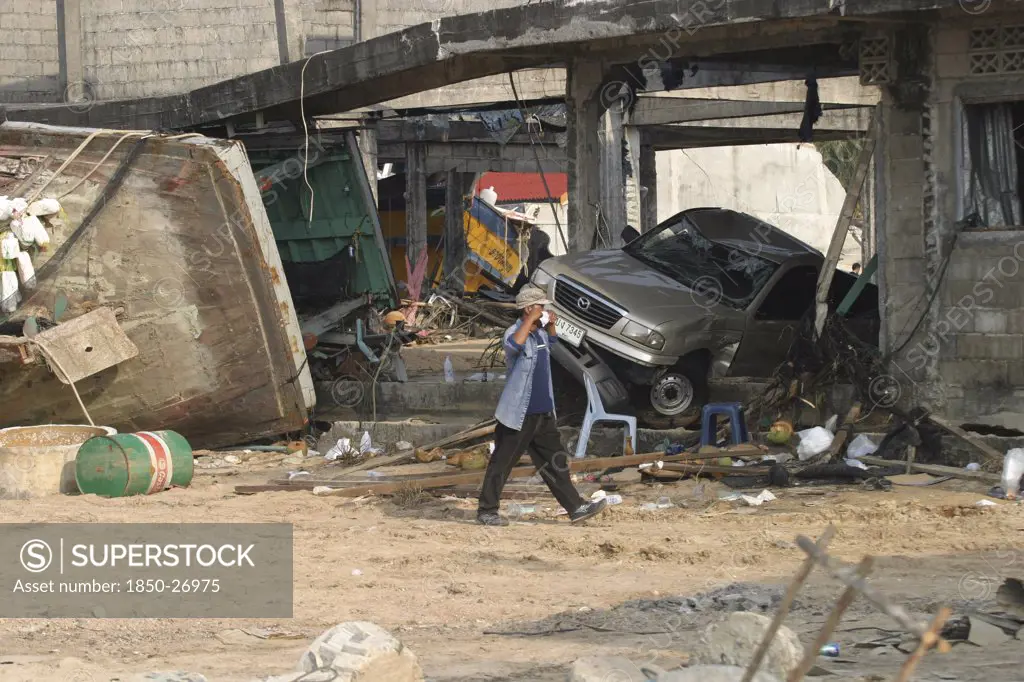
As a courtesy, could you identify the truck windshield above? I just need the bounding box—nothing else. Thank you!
[623,214,778,309]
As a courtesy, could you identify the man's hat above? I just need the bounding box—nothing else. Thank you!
[515,285,552,309]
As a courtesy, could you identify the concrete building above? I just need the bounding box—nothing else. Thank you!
[8,0,1016,427]
[0,0,560,106]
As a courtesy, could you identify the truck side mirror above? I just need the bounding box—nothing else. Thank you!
[621,225,640,243]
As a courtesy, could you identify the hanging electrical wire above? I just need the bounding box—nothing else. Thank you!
[507,72,570,254]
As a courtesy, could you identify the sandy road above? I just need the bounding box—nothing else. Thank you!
[1,461,1022,682]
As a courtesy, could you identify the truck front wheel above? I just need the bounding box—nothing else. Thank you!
[634,357,710,429]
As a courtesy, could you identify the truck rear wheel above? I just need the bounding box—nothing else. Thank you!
[634,358,709,429]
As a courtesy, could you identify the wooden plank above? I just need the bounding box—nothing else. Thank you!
[661,462,772,475]
[858,456,1000,482]
[741,527,836,682]
[332,419,497,476]
[814,108,878,338]
[826,402,862,461]
[236,450,722,496]
[926,415,1004,463]
[787,556,874,682]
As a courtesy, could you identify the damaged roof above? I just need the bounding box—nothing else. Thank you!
[2,0,965,131]
[477,172,568,203]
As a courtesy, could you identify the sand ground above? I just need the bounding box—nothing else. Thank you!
[1,452,1022,682]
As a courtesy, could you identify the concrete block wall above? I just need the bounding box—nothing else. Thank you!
[881,11,1024,428]
[303,0,356,55]
[80,0,282,100]
[0,0,60,103]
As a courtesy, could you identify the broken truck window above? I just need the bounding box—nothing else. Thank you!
[623,215,777,309]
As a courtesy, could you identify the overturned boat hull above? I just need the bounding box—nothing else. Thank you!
[0,122,314,448]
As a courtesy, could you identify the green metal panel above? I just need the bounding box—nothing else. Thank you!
[248,146,396,308]
[836,254,878,317]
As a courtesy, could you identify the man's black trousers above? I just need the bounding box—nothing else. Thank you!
[478,413,585,515]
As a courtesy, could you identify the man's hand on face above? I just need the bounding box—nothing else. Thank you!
[526,305,545,326]
[545,310,558,329]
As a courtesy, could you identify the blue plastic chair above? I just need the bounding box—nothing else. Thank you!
[574,371,638,459]
[700,402,749,447]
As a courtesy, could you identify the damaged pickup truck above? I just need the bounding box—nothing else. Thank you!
[530,207,878,427]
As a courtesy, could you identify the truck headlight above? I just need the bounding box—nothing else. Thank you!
[622,321,666,350]
[531,268,553,290]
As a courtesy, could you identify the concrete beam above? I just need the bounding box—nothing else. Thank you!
[374,69,566,112]
[631,98,868,126]
[641,125,863,149]
[377,141,566,174]
[1,0,965,131]
[376,119,564,145]
[674,76,879,105]
[674,107,871,131]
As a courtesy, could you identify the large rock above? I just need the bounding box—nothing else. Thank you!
[568,656,647,681]
[261,622,423,682]
[695,612,803,680]
[643,664,780,682]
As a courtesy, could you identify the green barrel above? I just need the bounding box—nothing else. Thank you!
[75,430,194,497]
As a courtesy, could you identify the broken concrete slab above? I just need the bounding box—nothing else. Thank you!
[568,656,647,681]
[297,621,423,682]
[968,617,1012,647]
[695,612,803,680]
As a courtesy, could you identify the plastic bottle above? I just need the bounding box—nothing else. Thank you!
[819,643,840,657]
[443,356,456,384]
[1001,449,1024,500]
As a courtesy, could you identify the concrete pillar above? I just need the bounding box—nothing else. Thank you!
[57,0,83,100]
[639,144,658,232]
[624,125,642,233]
[358,124,379,204]
[360,0,379,41]
[443,170,471,292]
[599,105,626,248]
[405,144,428,274]
[566,59,605,253]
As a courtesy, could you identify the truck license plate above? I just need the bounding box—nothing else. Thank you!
[555,317,586,347]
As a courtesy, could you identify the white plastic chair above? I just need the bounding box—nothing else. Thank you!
[574,371,638,459]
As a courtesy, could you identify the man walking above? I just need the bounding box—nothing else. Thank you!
[477,285,608,526]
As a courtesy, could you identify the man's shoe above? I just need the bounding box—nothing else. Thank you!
[477,512,509,526]
[569,498,608,523]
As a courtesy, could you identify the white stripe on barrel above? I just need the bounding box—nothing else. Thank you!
[137,431,174,494]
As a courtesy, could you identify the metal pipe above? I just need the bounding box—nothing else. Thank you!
[356,318,379,363]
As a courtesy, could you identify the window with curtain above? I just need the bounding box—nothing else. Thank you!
[960,100,1024,228]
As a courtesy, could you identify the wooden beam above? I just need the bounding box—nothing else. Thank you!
[741,527,836,682]
[814,107,878,338]
[235,450,729,495]
[858,456,1001,483]
[926,415,1005,463]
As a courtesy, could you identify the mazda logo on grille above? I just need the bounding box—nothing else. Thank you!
[576,296,591,311]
